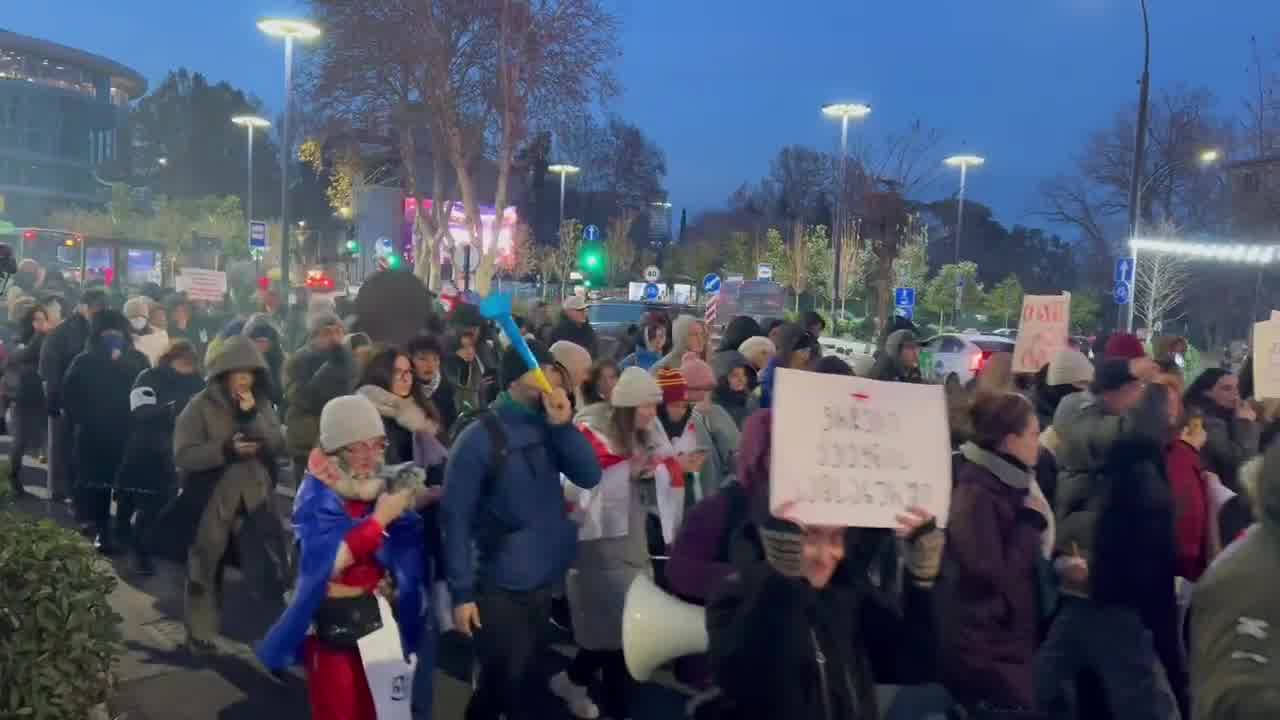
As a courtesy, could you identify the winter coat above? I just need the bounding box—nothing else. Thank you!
[242,313,285,408]
[1051,384,1169,581]
[7,333,45,410]
[38,312,90,413]
[62,313,151,491]
[652,315,706,372]
[443,353,486,414]
[1196,405,1260,494]
[666,481,751,603]
[548,315,597,356]
[868,329,923,383]
[283,344,355,459]
[1190,444,1280,720]
[1166,439,1213,581]
[442,392,602,606]
[423,374,459,434]
[935,442,1050,710]
[690,402,740,500]
[133,327,169,367]
[618,345,661,371]
[355,384,446,470]
[115,365,206,495]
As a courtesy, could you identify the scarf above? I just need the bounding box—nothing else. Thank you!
[307,447,386,501]
[420,371,442,398]
[357,384,437,435]
[960,441,1032,490]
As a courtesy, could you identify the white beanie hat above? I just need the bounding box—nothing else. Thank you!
[320,394,386,452]
[1047,348,1095,388]
[123,296,151,320]
[610,366,662,407]
[550,340,592,381]
[739,336,776,361]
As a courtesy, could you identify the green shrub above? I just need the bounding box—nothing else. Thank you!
[0,512,122,719]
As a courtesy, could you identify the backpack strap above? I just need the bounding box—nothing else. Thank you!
[478,410,508,491]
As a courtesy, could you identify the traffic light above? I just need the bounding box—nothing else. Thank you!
[578,242,606,287]
[386,254,401,270]
[345,239,358,254]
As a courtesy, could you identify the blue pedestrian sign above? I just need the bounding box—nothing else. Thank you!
[1115,257,1135,284]
[249,221,268,249]
[894,287,916,307]
[583,224,600,243]
[643,282,660,301]
[702,273,721,294]
[1113,280,1132,305]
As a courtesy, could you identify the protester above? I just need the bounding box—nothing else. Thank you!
[710,315,763,380]
[652,315,709,372]
[619,314,667,371]
[737,335,775,375]
[553,367,665,720]
[936,391,1052,713]
[125,296,168,366]
[583,359,619,406]
[6,303,48,497]
[442,341,601,720]
[1189,445,1280,719]
[62,309,150,554]
[240,313,285,409]
[166,293,197,347]
[114,340,205,575]
[652,369,705,529]
[757,323,817,409]
[681,356,739,501]
[1185,368,1260,494]
[409,334,458,433]
[285,312,356,487]
[1165,401,1221,582]
[356,348,446,472]
[256,394,426,720]
[345,331,374,371]
[869,328,922,383]
[176,335,288,654]
[551,340,593,409]
[1103,331,1146,361]
[40,287,107,506]
[550,296,598,355]
[801,310,826,346]
[712,355,755,429]
[1034,348,1095,431]
[445,330,488,413]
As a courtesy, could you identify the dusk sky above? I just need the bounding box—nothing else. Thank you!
[7,1,1280,238]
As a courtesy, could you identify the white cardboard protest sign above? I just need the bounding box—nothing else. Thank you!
[1271,310,1280,322]
[1252,320,1280,400]
[176,267,227,303]
[357,595,415,720]
[769,368,951,528]
[1012,293,1071,374]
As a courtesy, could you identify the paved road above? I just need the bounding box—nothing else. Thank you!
[8,448,692,720]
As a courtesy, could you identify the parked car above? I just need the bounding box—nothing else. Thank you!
[920,333,1015,386]
[991,328,1018,339]
[587,301,695,361]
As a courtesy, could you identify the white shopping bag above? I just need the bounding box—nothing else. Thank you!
[358,595,416,720]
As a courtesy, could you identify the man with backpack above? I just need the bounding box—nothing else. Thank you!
[443,341,602,720]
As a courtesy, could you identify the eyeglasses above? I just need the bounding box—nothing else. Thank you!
[343,438,388,454]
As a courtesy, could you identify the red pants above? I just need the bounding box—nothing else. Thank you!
[303,636,377,720]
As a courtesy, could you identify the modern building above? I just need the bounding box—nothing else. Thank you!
[0,29,146,226]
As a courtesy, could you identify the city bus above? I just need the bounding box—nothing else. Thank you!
[0,228,166,289]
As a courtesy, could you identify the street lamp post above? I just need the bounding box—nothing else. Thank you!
[547,163,580,231]
[1125,0,1152,333]
[944,154,985,321]
[231,115,271,226]
[258,18,320,313]
[822,102,871,321]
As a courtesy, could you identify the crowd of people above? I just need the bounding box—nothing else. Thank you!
[7,262,1280,720]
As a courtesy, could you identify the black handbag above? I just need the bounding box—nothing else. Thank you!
[314,593,383,647]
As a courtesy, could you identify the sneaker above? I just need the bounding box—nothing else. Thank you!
[549,671,600,720]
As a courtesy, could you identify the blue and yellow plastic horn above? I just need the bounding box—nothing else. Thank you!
[479,292,554,395]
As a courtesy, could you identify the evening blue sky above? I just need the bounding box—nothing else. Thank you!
[6,1,1279,238]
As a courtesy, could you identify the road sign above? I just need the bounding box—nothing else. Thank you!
[583,224,600,243]
[643,265,661,283]
[957,276,966,289]
[1113,280,1132,305]
[895,306,914,320]
[703,273,721,294]
[643,282,660,301]
[249,221,268,249]
[894,287,916,307]
[757,263,773,280]
[1115,257,1135,284]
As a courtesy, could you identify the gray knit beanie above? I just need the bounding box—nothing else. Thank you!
[610,367,662,407]
[319,394,386,452]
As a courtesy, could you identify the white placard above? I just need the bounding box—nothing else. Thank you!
[357,595,415,720]
[769,368,951,528]
[1012,293,1071,374]
[1253,320,1280,400]
[177,267,227,303]
[1271,310,1280,321]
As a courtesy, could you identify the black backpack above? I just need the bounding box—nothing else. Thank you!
[447,408,517,553]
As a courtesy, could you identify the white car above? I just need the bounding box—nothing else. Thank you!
[920,333,1015,386]
[818,337,876,375]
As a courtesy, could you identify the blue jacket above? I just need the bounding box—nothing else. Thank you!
[256,474,426,670]
[619,346,661,371]
[442,397,601,605]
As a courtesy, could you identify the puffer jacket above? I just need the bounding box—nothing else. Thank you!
[115,364,206,495]
[283,344,355,458]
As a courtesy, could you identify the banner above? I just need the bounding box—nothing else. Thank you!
[769,368,951,528]
[1253,320,1280,400]
[176,268,227,303]
[1012,293,1071,374]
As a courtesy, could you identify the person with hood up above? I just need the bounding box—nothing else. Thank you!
[935,391,1054,713]
[125,296,169,366]
[869,328,923,384]
[6,302,49,497]
[114,340,206,575]
[550,295,598,356]
[710,315,763,380]
[552,367,667,720]
[40,287,108,507]
[757,323,817,409]
[176,335,288,654]
[681,356,740,502]
[285,312,356,487]
[1184,368,1260,494]
[713,353,756,429]
[651,314,709,372]
[618,314,667,371]
[242,313,285,409]
[62,309,151,554]
[1189,446,1280,719]
[256,394,426,720]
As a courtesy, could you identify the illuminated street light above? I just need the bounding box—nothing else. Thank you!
[1130,237,1280,265]
[548,163,581,228]
[259,17,321,312]
[944,153,985,319]
[823,102,872,319]
[156,157,168,167]
[1199,148,1222,166]
[231,115,271,227]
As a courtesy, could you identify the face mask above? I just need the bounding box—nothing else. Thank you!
[130,316,148,331]
[101,334,126,356]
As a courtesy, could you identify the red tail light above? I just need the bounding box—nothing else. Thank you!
[971,350,992,374]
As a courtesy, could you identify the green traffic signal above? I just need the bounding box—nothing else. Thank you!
[386,255,401,269]
[345,240,358,253]
[584,279,593,288]
[585,253,600,268]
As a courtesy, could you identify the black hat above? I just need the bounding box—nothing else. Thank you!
[1093,358,1138,394]
[502,340,552,388]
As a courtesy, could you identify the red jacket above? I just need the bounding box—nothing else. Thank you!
[1166,440,1210,581]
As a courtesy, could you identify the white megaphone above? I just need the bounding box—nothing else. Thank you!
[622,574,708,681]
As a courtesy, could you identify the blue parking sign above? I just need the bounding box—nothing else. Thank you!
[894,287,916,307]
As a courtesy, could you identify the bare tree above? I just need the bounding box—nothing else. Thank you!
[1134,250,1190,332]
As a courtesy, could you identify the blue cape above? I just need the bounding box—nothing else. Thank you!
[256,474,426,670]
